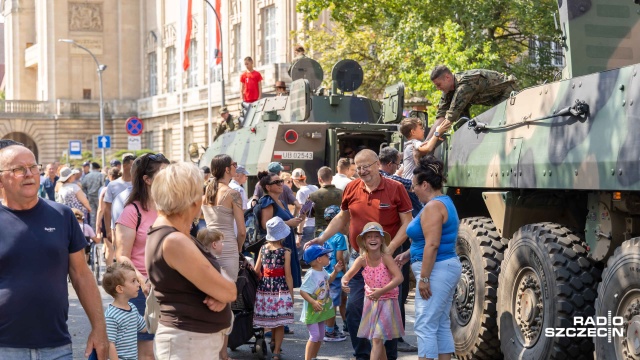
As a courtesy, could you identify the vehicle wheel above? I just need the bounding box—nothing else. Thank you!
[595,237,640,360]
[498,223,601,359]
[256,338,268,360]
[453,217,505,360]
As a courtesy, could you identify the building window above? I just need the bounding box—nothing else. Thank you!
[83,89,91,99]
[144,131,154,151]
[234,23,242,72]
[529,39,564,68]
[167,46,176,92]
[149,52,158,96]
[262,6,276,64]
[163,129,173,157]
[188,40,198,88]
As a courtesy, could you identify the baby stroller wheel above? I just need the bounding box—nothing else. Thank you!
[255,338,268,360]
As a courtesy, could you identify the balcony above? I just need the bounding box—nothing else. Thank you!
[0,99,138,119]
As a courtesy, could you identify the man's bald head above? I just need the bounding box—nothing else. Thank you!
[354,149,377,163]
[0,145,35,168]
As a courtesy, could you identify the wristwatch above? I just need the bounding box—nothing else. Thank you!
[433,131,440,138]
[419,277,430,284]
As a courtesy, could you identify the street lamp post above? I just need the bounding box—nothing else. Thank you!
[58,39,107,168]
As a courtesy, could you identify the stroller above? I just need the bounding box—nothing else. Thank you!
[228,254,269,359]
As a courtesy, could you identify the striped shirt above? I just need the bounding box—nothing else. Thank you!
[105,303,146,360]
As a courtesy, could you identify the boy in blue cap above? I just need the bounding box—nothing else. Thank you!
[321,205,348,341]
[300,245,344,360]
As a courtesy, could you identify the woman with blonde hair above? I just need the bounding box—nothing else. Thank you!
[147,162,236,360]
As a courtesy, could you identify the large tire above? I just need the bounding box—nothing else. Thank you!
[452,217,505,359]
[595,237,640,360]
[498,223,601,359]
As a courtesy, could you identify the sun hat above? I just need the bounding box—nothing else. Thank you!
[59,167,80,182]
[236,165,249,175]
[324,205,341,222]
[265,216,291,241]
[291,168,306,180]
[356,222,391,250]
[303,245,333,264]
[267,162,284,174]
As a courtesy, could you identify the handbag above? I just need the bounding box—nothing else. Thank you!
[144,286,161,334]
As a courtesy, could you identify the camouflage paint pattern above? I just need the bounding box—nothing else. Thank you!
[559,0,640,78]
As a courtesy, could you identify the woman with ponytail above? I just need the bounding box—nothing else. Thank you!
[115,153,170,360]
[396,155,462,360]
[201,154,247,360]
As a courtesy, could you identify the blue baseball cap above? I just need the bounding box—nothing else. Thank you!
[303,245,332,264]
[267,162,284,173]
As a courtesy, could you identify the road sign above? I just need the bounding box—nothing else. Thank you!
[69,140,82,159]
[125,117,144,136]
[128,136,141,151]
[97,135,111,149]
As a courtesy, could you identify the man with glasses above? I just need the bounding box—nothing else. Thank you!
[305,149,413,360]
[0,143,108,359]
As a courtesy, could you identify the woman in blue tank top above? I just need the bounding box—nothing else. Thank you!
[397,155,462,360]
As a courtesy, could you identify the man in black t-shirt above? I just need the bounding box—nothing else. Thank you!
[0,144,108,358]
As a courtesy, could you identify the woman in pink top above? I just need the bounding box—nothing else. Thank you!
[115,153,170,360]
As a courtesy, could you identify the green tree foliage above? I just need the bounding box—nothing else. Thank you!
[298,0,561,122]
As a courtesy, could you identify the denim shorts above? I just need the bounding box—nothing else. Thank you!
[130,287,155,341]
[329,277,343,307]
[0,344,72,360]
[411,257,462,358]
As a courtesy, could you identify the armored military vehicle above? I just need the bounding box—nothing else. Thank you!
[197,58,406,191]
[442,0,640,359]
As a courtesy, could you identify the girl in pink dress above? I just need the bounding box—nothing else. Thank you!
[341,222,405,360]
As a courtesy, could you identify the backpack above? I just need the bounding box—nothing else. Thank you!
[244,197,267,254]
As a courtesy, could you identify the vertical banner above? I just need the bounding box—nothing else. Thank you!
[207,0,222,68]
[181,0,193,71]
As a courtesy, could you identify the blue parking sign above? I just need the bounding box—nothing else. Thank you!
[97,135,111,149]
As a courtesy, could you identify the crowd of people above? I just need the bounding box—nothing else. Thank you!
[0,63,521,360]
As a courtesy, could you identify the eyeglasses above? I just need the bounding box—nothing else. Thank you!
[0,164,42,177]
[231,162,238,168]
[268,179,285,185]
[355,161,378,172]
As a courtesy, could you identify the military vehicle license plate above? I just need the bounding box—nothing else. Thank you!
[274,151,313,160]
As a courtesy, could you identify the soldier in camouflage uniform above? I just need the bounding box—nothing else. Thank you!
[429,65,517,137]
[212,107,240,142]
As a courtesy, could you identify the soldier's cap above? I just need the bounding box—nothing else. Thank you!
[110,159,122,167]
[267,162,284,173]
[291,168,306,180]
[236,165,249,175]
[220,107,229,114]
[275,81,286,89]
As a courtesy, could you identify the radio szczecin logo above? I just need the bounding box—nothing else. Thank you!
[544,312,624,343]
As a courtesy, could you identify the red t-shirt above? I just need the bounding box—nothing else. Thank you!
[341,178,412,252]
[240,70,263,103]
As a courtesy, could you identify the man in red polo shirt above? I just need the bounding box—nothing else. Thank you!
[305,149,412,360]
[240,56,263,103]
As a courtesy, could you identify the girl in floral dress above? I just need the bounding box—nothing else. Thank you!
[253,216,294,359]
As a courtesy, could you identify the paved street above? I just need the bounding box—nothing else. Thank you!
[68,276,420,359]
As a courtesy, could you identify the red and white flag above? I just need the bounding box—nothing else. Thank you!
[181,0,193,71]
[207,0,222,68]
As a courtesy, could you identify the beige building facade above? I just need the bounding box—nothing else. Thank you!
[1,0,324,164]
